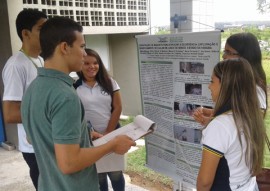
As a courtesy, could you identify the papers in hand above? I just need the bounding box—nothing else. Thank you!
[93,115,156,173]
[93,115,156,147]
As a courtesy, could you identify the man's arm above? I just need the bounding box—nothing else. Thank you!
[54,135,135,174]
[3,101,22,123]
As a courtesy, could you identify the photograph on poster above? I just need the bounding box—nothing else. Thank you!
[179,62,204,74]
[173,125,202,144]
[185,83,202,95]
[174,102,201,116]
[174,102,211,118]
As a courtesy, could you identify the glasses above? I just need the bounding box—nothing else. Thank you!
[223,50,239,56]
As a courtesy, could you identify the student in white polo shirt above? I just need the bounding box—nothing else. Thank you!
[2,9,47,190]
[74,48,124,191]
[197,58,265,191]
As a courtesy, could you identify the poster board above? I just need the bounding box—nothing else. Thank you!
[136,31,221,189]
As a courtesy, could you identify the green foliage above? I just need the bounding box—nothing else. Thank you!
[155,29,170,35]
[259,28,270,43]
[221,27,270,85]
[126,145,147,172]
[152,26,170,35]
[263,60,270,85]
[262,50,270,59]
[119,116,134,126]
[264,111,270,168]
[257,0,270,13]
[221,26,270,45]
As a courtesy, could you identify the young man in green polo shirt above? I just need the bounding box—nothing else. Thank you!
[21,16,135,191]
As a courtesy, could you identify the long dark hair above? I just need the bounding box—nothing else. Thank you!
[77,48,113,95]
[213,58,265,175]
[226,32,268,113]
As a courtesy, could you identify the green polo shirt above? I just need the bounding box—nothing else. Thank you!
[21,68,99,191]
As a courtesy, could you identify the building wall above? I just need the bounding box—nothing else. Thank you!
[0,0,20,146]
[0,0,13,95]
[20,0,149,35]
[109,34,143,116]
[170,0,214,32]
[7,0,23,53]
[84,34,111,70]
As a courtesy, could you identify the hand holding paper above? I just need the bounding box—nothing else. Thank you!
[109,135,137,155]
[93,115,157,147]
[93,115,156,173]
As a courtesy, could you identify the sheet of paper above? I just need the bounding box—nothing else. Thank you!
[93,115,156,172]
[95,154,126,173]
[93,115,156,146]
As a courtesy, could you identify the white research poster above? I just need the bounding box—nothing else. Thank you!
[136,31,221,188]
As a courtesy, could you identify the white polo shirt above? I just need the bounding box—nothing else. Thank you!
[257,85,266,110]
[202,112,257,190]
[2,51,44,153]
[76,78,120,133]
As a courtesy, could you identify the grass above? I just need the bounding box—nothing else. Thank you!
[263,55,270,168]
[263,58,270,85]
[119,116,134,126]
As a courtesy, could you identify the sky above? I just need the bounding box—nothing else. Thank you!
[150,0,270,27]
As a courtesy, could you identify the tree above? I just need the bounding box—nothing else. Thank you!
[258,0,270,13]
[154,26,170,35]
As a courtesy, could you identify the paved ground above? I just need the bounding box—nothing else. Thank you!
[0,140,148,191]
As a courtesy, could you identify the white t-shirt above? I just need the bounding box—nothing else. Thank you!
[202,112,257,191]
[76,78,120,133]
[256,85,266,110]
[2,51,44,153]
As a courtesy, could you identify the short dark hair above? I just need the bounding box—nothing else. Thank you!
[40,16,83,60]
[16,9,47,41]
